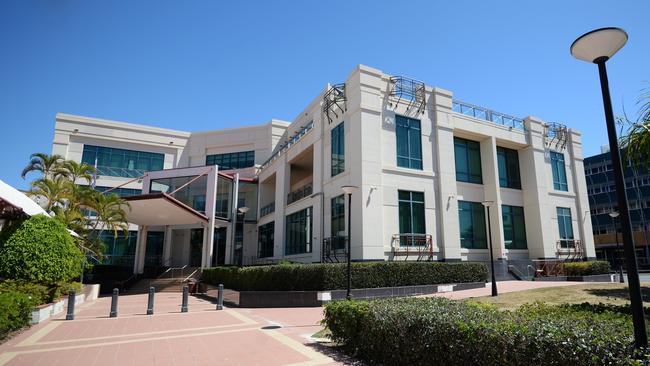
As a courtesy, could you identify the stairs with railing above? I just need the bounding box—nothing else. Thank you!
[127,266,201,293]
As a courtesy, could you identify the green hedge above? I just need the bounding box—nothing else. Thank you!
[0,290,36,339]
[0,215,83,284]
[324,297,649,366]
[202,262,487,291]
[564,260,611,276]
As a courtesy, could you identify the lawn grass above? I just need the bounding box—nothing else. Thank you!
[470,282,650,310]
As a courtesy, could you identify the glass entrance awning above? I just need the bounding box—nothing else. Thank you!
[124,193,208,226]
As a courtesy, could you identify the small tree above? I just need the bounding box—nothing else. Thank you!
[619,87,650,167]
[0,215,83,284]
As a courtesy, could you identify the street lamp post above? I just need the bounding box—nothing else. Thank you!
[237,206,249,267]
[481,201,498,297]
[610,211,625,283]
[341,185,359,300]
[571,27,647,348]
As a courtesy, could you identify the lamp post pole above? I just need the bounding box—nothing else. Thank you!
[482,201,498,297]
[610,212,625,283]
[341,185,359,300]
[571,27,646,347]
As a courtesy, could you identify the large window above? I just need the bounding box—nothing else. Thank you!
[94,186,141,197]
[258,222,275,258]
[396,115,423,170]
[150,175,207,213]
[497,147,521,189]
[557,207,574,247]
[502,205,527,249]
[331,122,345,176]
[331,195,346,250]
[81,145,164,178]
[206,151,255,170]
[285,207,312,255]
[458,201,487,249]
[551,151,568,191]
[455,137,483,184]
[398,190,425,246]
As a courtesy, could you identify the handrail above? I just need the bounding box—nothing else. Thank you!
[182,268,200,282]
[260,121,315,171]
[452,100,525,131]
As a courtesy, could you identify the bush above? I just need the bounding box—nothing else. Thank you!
[0,280,82,305]
[324,297,650,366]
[202,262,488,291]
[0,290,36,339]
[0,215,83,285]
[564,260,611,276]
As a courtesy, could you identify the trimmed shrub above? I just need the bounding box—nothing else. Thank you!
[202,262,488,291]
[0,280,82,305]
[324,297,650,366]
[0,290,36,339]
[564,260,611,276]
[0,215,83,285]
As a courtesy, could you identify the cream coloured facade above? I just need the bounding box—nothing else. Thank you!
[52,64,595,274]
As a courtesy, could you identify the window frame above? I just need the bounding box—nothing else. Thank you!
[395,115,423,170]
[331,122,345,177]
[497,146,521,189]
[454,137,483,184]
[206,151,255,170]
[285,207,313,255]
[397,190,426,246]
[501,205,527,249]
[258,221,275,258]
[557,207,574,248]
[550,151,568,191]
[458,200,487,249]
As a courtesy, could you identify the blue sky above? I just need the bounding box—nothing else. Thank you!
[1,1,648,190]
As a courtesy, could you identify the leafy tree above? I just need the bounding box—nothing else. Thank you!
[619,87,650,167]
[28,176,70,213]
[0,215,83,284]
[55,160,96,184]
[21,153,64,179]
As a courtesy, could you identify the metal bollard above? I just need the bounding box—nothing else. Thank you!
[216,284,224,310]
[110,288,119,318]
[147,287,155,315]
[181,285,189,313]
[65,291,76,320]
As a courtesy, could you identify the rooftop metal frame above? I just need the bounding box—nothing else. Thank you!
[388,76,426,115]
[323,83,346,124]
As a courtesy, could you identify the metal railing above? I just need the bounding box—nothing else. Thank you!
[452,100,525,131]
[159,265,188,280]
[260,121,315,171]
[287,182,313,205]
[96,166,148,178]
[390,233,435,261]
[260,202,275,217]
[322,236,348,263]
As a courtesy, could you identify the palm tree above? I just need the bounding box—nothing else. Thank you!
[89,192,130,239]
[28,176,71,213]
[55,160,96,184]
[21,153,64,179]
[619,87,650,167]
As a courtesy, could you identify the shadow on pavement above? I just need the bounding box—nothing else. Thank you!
[585,285,650,302]
[306,341,367,366]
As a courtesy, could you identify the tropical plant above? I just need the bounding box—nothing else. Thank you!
[21,153,64,179]
[28,176,71,213]
[619,87,650,168]
[55,160,96,184]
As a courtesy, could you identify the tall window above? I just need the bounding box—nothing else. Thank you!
[331,195,346,249]
[285,207,312,255]
[331,122,345,176]
[550,151,568,191]
[81,145,164,178]
[258,222,275,258]
[454,137,483,184]
[396,115,423,170]
[398,190,425,246]
[497,147,521,189]
[206,151,255,170]
[557,207,574,248]
[458,201,487,249]
[502,205,527,249]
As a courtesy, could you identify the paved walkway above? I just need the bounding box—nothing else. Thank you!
[0,280,586,366]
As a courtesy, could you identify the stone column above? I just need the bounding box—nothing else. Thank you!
[273,159,289,258]
[133,225,148,274]
[162,225,172,267]
[568,129,596,259]
[480,136,506,259]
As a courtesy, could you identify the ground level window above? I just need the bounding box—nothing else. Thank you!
[258,222,274,258]
[502,205,527,249]
[398,190,425,246]
[285,207,312,255]
[331,195,346,250]
[557,207,574,248]
[458,201,487,249]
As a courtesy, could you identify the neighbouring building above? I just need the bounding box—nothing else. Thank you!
[51,65,596,275]
[584,147,650,267]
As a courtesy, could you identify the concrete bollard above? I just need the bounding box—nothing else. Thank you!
[147,287,155,315]
[216,284,224,310]
[110,288,119,318]
[65,291,76,320]
[181,285,189,313]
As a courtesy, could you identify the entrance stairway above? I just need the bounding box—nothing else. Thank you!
[127,266,201,293]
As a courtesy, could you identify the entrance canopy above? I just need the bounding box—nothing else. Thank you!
[124,193,208,226]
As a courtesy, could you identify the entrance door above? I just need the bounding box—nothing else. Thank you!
[213,227,227,266]
[189,229,203,267]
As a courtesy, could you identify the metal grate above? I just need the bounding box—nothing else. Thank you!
[323,83,346,124]
[389,76,426,115]
[544,122,569,150]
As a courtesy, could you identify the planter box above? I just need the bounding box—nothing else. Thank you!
[200,282,486,308]
[534,274,615,282]
[29,284,100,324]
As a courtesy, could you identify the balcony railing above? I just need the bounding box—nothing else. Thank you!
[260,121,315,171]
[322,236,347,263]
[452,100,525,131]
[390,233,435,261]
[260,202,275,217]
[287,182,313,205]
[96,166,148,178]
